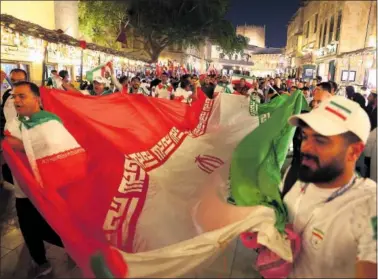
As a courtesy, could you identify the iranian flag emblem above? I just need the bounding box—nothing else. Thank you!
[325,100,352,121]
[311,227,324,249]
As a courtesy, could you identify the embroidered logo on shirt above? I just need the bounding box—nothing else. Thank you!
[372,216,377,240]
[311,227,324,249]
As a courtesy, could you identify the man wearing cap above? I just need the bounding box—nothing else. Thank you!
[62,76,113,96]
[284,96,377,278]
[88,76,113,96]
[129,77,148,96]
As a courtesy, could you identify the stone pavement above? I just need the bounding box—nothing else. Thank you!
[0,185,261,279]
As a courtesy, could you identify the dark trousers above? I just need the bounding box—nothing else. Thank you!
[15,198,64,265]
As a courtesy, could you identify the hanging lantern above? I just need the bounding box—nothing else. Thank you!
[79,40,87,50]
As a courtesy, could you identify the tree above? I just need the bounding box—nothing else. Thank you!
[78,1,127,49]
[79,0,248,63]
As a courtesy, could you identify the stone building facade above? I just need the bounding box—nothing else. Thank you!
[286,0,377,88]
[209,44,286,77]
[1,1,80,83]
[236,25,266,48]
[208,25,287,77]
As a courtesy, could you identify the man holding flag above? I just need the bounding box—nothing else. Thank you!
[285,96,377,278]
[84,76,113,96]
[3,81,66,278]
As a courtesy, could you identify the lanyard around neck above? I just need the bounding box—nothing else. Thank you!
[293,175,358,234]
[301,175,358,203]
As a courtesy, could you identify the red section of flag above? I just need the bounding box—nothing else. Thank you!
[1,142,100,278]
[325,106,347,120]
[36,147,87,191]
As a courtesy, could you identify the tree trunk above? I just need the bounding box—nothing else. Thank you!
[148,46,163,63]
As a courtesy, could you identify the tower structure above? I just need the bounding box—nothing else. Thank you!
[236,24,266,48]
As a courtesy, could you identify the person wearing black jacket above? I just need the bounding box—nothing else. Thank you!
[1,69,28,185]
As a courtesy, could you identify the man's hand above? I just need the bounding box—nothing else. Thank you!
[106,62,114,75]
[4,136,25,152]
[62,82,80,93]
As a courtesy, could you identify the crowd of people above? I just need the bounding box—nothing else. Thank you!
[0,66,377,278]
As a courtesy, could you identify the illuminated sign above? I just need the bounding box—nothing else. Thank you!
[316,44,338,57]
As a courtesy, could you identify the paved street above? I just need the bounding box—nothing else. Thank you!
[0,185,261,279]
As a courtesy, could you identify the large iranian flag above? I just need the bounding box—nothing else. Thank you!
[3,88,306,278]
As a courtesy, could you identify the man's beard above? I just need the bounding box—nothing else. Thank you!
[298,152,344,184]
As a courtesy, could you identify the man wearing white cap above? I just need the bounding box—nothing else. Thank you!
[284,96,377,278]
[62,76,113,97]
[87,76,113,96]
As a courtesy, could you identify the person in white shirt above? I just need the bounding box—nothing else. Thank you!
[155,72,173,99]
[174,79,193,103]
[302,86,313,104]
[284,96,377,278]
[3,82,64,277]
[129,76,149,96]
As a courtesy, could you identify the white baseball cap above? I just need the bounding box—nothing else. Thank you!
[93,76,108,85]
[288,96,371,144]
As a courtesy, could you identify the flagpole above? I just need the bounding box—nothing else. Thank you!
[80,49,84,81]
[41,41,48,86]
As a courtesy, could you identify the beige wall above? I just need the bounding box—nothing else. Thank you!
[296,1,375,54]
[1,1,55,30]
[302,1,320,48]
[286,7,303,56]
[366,1,377,48]
[338,1,371,53]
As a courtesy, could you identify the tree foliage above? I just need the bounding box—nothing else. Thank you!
[78,0,248,63]
[78,1,127,49]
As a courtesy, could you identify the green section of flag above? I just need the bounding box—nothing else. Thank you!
[90,253,114,278]
[372,216,377,241]
[249,94,291,124]
[230,90,309,233]
[86,64,105,82]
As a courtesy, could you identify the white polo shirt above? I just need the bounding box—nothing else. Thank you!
[284,177,377,278]
[175,87,192,103]
[155,83,173,99]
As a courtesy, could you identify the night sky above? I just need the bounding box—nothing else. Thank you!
[226,0,301,48]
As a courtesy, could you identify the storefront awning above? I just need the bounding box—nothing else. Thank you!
[0,14,148,62]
